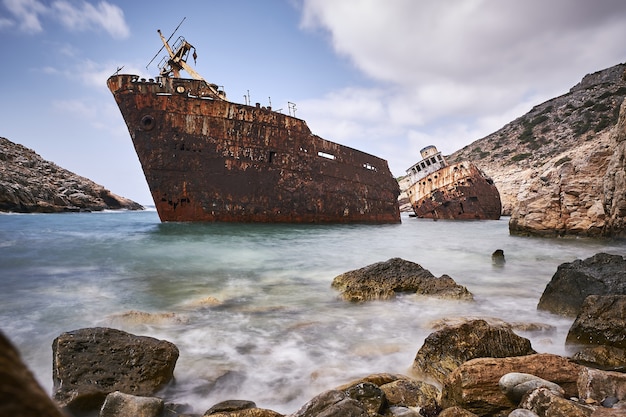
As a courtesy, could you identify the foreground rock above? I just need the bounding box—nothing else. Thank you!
[100,391,163,417]
[0,137,143,213]
[566,295,626,348]
[0,331,66,417]
[331,258,473,302]
[537,253,626,317]
[440,353,582,416]
[412,319,536,384]
[52,327,178,412]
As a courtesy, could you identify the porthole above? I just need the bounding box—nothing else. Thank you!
[176,85,185,94]
[140,115,155,131]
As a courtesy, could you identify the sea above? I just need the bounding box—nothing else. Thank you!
[1,209,625,414]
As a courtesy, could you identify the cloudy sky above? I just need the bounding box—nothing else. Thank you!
[2,0,626,205]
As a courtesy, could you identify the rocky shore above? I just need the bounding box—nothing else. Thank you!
[2,253,626,417]
[0,137,143,213]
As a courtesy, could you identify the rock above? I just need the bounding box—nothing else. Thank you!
[492,249,506,266]
[566,295,626,348]
[206,406,282,417]
[387,406,422,416]
[99,391,164,417]
[537,253,626,317]
[519,387,594,417]
[508,409,540,417]
[344,382,385,416]
[0,137,143,213]
[52,327,179,412]
[578,367,626,404]
[438,406,479,416]
[0,331,66,417]
[412,319,536,384]
[289,390,369,417]
[499,373,565,404]
[331,258,473,302]
[572,345,626,372]
[205,400,257,415]
[603,97,626,239]
[440,353,582,416]
[380,379,439,410]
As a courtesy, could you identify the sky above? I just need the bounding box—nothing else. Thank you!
[2,0,626,205]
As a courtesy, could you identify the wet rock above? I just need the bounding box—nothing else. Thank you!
[387,405,422,416]
[412,319,536,384]
[440,353,582,416]
[0,331,66,417]
[572,345,626,372]
[499,372,564,404]
[99,391,164,417]
[331,258,473,302]
[205,400,257,415]
[345,382,385,415]
[289,389,369,417]
[519,387,594,417]
[52,327,179,412]
[578,367,626,404]
[438,406,479,416]
[205,404,282,417]
[380,378,439,410]
[508,409,539,417]
[492,249,506,266]
[537,253,626,317]
[566,295,626,348]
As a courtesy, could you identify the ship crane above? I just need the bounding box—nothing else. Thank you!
[155,28,226,100]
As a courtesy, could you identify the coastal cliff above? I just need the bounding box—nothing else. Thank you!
[449,63,626,238]
[0,137,143,213]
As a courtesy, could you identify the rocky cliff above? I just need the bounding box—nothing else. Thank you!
[0,137,143,213]
[448,63,626,238]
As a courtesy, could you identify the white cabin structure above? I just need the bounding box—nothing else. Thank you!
[406,145,448,184]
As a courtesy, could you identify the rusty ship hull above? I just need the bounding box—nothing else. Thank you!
[107,74,400,223]
[407,162,501,220]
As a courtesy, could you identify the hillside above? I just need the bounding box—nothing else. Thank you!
[447,63,626,237]
[0,137,143,213]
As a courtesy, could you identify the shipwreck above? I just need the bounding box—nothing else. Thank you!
[107,29,400,223]
[405,146,501,220]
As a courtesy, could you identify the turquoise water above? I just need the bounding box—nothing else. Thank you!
[1,210,624,413]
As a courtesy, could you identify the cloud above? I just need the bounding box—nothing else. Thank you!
[297,0,626,173]
[2,0,47,33]
[1,0,129,38]
[52,0,129,39]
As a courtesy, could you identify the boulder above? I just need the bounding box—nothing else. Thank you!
[572,345,626,372]
[289,390,369,417]
[537,253,626,317]
[0,331,66,417]
[438,406,479,416]
[205,406,282,417]
[331,258,473,302]
[499,372,564,404]
[566,295,626,349]
[380,379,439,410]
[412,319,536,384]
[578,367,626,404]
[52,327,179,412]
[344,382,386,416]
[519,387,594,417]
[508,410,540,417]
[205,400,258,415]
[440,353,582,416]
[99,391,164,417]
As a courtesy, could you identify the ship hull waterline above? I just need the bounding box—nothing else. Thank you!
[108,74,401,223]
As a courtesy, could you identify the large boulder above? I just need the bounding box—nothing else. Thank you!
[289,390,369,417]
[331,258,473,302]
[99,391,164,417]
[577,367,626,404]
[566,295,626,348]
[52,327,178,412]
[537,253,626,317]
[0,331,66,417]
[440,353,582,416]
[572,345,626,372]
[412,319,536,384]
[519,387,594,417]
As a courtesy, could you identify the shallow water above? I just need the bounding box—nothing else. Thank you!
[1,210,624,413]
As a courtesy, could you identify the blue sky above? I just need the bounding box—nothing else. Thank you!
[2,0,626,205]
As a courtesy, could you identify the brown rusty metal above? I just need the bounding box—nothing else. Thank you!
[107,75,400,223]
[407,162,501,220]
